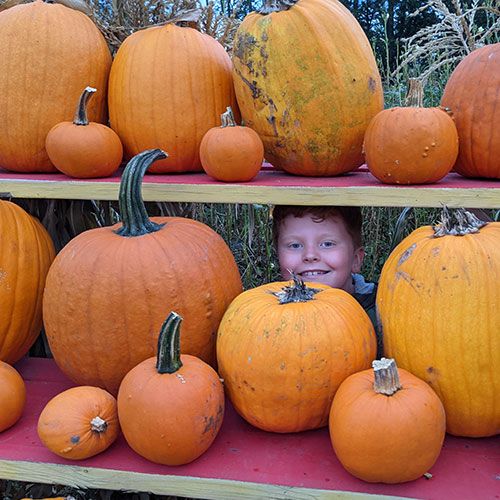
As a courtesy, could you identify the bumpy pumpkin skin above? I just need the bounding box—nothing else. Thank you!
[217,281,376,433]
[0,0,111,172]
[0,201,55,364]
[377,222,500,437]
[232,0,383,176]
[441,43,500,179]
[37,386,119,460]
[329,364,446,483]
[0,361,26,432]
[363,106,458,184]
[108,24,239,173]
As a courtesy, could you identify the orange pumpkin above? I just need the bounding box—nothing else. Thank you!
[216,276,376,432]
[377,208,500,437]
[43,149,242,394]
[0,0,111,172]
[37,385,119,460]
[200,107,264,182]
[45,86,123,178]
[0,361,26,432]
[232,0,383,176]
[0,200,55,364]
[118,312,224,465]
[364,79,458,184]
[329,358,446,483]
[441,43,500,179]
[108,22,238,173]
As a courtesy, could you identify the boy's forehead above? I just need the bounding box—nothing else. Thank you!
[280,213,349,233]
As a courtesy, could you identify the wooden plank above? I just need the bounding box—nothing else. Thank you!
[0,168,498,207]
[1,358,499,499]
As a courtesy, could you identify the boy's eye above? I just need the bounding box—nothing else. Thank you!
[321,241,335,248]
[287,242,302,249]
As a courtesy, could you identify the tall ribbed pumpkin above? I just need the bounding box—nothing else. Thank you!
[43,149,242,395]
[0,0,111,172]
[108,23,238,173]
[232,0,383,176]
[0,201,55,363]
[377,208,500,437]
[441,43,500,179]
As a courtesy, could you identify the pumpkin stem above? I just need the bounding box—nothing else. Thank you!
[115,149,168,237]
[73,86,96,126]
[373,358,402,396]
[156,311,184,374]
[433,207,487,237]
[260,0,298,14]
[90,416,108,433]
[220,107,237,128]
[405,78,424,107]
[271,272,322,304]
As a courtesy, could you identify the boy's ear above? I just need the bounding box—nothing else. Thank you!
[352,247,365,274]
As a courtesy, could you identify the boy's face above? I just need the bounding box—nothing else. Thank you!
[277,214,364,294]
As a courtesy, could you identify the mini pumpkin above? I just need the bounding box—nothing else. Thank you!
[0,361,26,432]
[363,79,458,184]
[45,86,123,178]
[329,358,446,483]
[200,107,264,182]
[37,385,119,460]
[118,311,225,465]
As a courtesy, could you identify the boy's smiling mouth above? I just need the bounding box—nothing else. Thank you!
[299,270,330,277]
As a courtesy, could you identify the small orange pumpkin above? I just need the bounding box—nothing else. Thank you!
[118,312,225,465]
[45,86,123,178]
[329,358,446,483]
[37,385,119,460]
[363,79,458,184]
[0,361,26,432]
[200,107,264,182]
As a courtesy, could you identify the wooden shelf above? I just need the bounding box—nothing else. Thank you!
[1,166,499,207]
[1,358,499,499]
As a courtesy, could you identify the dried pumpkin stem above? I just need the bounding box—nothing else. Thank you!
[405,78,424,107]
[73,86,96,126]
[220,107,237,128]
[433,206,488,237]
[90,416,108,433]
[373,358,402,396]
[156,311,183,374]
[260,0,298,14]
[115,149,167,237]
[271,272,321,304]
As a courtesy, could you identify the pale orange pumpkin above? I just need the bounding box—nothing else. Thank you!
[0,361,26,432]
[46,86,123,178]
[37,385,119,460]
[329,358,446,483]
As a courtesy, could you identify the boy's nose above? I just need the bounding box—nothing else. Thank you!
[303,249,319,262]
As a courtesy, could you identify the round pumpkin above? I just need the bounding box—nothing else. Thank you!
[108,22,239,173]
[200,107,264,182]
[232,0,383,176]
[45,86,123,178]
[329,358,446,483]
[377,208,500,437]
[37,385,119,460]
[441,43,500,179]
[0,361,26,432]
[0,0,111,172]
[43,149,242,394]
[0,200,55,364]
[216,276,377,433]
[118,311,224,465]
[364,79,458,184]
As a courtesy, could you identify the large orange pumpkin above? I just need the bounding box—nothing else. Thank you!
[118,312,224,465]
[377,208,500,437]
[232,0,383,176]
[0,201,55,364]
[108,22,238,173]
[217,277,376,432]
[0,0,111,172]
[329,358,446,483]
[43,149,242,394]
[441,43,500,179]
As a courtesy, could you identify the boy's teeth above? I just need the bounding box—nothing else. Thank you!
[302,271,325,276]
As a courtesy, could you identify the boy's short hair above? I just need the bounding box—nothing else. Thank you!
[271,205,363,248]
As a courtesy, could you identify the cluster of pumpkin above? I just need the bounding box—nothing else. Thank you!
[0,0,498,184]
